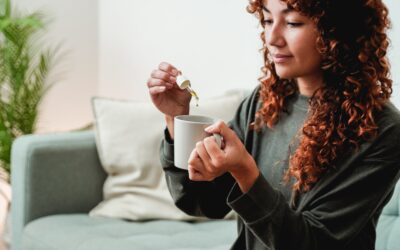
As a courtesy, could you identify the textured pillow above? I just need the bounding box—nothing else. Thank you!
[89,90,247,221]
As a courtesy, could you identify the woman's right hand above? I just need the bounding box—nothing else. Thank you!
[147,62,191,117]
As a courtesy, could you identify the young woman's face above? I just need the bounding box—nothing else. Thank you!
[262,0,322,81]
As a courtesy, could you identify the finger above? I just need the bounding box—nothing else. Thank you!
[147,78,173,89]
[195,141,213,172]
[188,148,207,173]
[187,149,203,180]
[205,120,236,143]
[159,62,179,77]
[151,70,176,84]
[188,165,205,181]
[203,136,226,169]
[147,78,174,89]
[187,148,201,166]
[204,120,226,134]
[203,136,224,156]
[148,86,166,95]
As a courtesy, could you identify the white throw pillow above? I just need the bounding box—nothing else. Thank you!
[89,90,248,221]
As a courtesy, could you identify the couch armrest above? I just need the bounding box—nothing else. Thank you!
[375,180,400,250]
[11,131,106,249]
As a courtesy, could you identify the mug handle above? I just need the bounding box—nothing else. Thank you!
[213,133,223,148]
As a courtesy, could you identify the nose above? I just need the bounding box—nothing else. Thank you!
[267,24,285,48]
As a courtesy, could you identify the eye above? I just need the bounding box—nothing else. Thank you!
[287,22,304,27]
[262,19,273,25]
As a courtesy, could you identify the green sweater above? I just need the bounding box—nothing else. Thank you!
[160,86,400,250]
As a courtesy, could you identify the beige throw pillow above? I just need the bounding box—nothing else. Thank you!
[89,90,247,221]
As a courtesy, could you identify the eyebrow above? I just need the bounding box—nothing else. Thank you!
[262,6,294,14]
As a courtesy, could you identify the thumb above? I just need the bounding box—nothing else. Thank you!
[205,120,236,142]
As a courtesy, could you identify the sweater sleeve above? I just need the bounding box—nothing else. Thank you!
[159,87,260,219]
[159,132,234,219]
[227,121,400,250]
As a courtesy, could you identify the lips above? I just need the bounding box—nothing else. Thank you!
[272,54,293,63]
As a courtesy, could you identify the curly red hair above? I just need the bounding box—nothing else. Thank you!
[247,0,392,192]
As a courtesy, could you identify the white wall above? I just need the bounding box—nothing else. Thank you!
[99,0,262,101]
[12,0,400,133]
[100,0,399,105]
[14,0,98,133]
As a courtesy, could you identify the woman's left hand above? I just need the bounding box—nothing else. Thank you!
[187,121,259,192]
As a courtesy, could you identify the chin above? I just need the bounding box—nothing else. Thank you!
[274,67,296,80]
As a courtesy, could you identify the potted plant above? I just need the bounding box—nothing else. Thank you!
[0,0,60,176]
[0,0,61,246]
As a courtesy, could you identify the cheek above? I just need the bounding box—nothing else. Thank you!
[292,34,321,66]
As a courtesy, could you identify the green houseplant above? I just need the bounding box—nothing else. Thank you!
[0,0,59,175]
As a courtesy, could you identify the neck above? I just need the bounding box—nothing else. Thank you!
[296,73,324,97]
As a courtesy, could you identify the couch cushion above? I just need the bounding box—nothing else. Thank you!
[89,90,247,221]
[22,214,236,250]
[375,180,400,250]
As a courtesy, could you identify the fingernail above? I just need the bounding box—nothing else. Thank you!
[172,69,178,76]
[169,76,176,82]
[204,126,212,132]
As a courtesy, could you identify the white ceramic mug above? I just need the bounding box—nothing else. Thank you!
[174,115,221,170]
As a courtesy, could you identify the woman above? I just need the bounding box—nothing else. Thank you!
[147,0,400,249]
